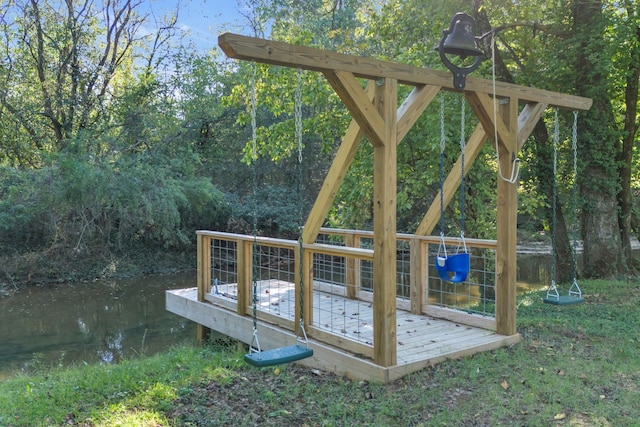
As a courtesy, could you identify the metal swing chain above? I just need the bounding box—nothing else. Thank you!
[548,109,560,299]
[572,112,578,278]
[570,111,583,298]
[459,96,467,253]
[294,68,310,346]
[249,63,261,352]
[438,92,447,259]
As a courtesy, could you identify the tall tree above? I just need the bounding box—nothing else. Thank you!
[613,3,640,273]
[0,0,178,162]
[572,0,624,278]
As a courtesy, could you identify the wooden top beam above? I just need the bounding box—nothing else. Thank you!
[219,33,592,111]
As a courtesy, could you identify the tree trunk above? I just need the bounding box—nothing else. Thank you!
[617,21,640,274]
[573,1,623,278]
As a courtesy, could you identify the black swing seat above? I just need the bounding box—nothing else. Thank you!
[244,345,313,367]
[543,295,584,306]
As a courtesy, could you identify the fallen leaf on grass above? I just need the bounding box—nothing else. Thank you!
[500,380,509,390]
[268,409,292,417]
[553,413,566,420]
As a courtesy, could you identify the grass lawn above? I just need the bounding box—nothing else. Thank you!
[1,279,638,426]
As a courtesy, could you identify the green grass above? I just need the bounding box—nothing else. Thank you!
[1,279,638,426]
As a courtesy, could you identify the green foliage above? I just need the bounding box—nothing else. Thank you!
[0,144,229,256]
[227,183,303,238]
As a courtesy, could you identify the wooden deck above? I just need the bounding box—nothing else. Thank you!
[167,280,521,383]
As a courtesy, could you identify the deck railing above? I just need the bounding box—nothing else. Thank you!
[196,229,498,356]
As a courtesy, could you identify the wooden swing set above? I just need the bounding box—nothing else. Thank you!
[166,30,591,382]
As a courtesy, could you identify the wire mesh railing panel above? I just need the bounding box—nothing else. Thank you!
[427,244,496,317]
[359,237,374,292]
[210,239,238,298]
[312,252,373,346]
[396,240,411,301]
[313,252,346,286]
[253,244,296,319]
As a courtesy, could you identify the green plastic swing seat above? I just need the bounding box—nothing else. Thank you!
[244,345,313,367]
[543,295,584,306]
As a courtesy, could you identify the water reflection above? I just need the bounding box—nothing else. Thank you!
[0,273,196,379]
[517,254,552,292]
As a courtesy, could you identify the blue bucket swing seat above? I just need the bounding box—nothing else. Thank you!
[435,93,470,284]
[436,237,470,283]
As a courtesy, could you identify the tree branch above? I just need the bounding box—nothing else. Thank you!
[479,21,570,41]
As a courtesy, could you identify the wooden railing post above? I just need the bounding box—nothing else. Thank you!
[196,232,212,345]
[409,237,425,314]
[237,240,252,316]
[345,234,362,299]
[299,245,314,329]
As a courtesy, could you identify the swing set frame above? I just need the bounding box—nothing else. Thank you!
[167,33,591,382]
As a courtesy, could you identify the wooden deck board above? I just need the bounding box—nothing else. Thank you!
[168,283,521,383]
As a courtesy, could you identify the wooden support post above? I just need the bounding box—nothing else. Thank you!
[196,232,212,345]
[373,78,398,366]
[495,98,519,336]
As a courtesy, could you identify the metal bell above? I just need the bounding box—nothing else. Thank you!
[435,12,483,89]
[438,13,482,59]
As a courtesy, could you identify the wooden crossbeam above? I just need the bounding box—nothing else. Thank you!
[219,33,592,110]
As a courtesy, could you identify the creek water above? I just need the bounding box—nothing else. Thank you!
[0,273,196,380]
[0,254,556,379]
